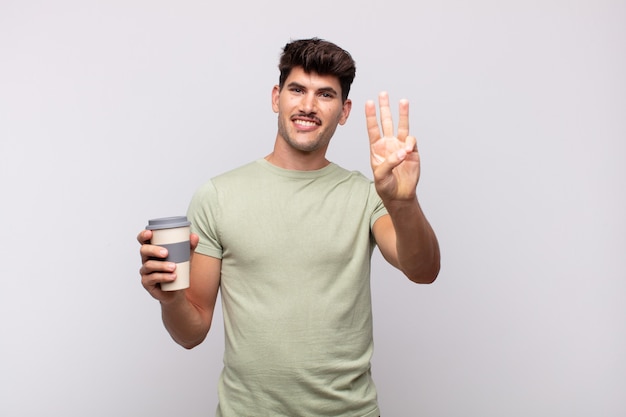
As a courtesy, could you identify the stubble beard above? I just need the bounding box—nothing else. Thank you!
[277,115,337,153]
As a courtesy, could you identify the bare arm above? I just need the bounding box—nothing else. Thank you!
[373,208,440,284]
[366,92,440,283]
[138,230,221,348]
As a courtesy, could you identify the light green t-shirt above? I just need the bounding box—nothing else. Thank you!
[187,159,387,417]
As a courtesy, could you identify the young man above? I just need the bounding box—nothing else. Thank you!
[138,38,440,417]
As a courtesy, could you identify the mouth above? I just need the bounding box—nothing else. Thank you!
[292,115,321,130]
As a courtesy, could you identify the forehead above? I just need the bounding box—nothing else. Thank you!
[285,67,342,92]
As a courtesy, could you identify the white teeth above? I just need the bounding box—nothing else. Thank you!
[295,120,316,127]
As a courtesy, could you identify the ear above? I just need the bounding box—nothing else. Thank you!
[271,85,280,113]
[338,98,352,125]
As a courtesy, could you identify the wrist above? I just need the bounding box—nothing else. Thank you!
[383,196,419,213]
[158,288,187,307]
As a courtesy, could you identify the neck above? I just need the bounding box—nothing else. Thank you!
[264,152,330,171]
[265,141,330,171]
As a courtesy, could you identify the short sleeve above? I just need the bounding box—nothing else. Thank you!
[368,182,388,229]
[186,180,223,259]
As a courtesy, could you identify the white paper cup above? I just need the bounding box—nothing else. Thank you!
[146,216,191,291]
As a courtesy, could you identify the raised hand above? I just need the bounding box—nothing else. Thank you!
[365,91,420,203]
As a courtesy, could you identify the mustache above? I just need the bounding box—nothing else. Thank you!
[292,113,321,124]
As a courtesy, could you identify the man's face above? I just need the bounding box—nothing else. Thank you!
[272,67,352,154]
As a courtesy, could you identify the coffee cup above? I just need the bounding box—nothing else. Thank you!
[146,216,191,291]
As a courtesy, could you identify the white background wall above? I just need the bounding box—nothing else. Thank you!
[1,1,625,416]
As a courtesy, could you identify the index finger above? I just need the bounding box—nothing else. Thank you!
[137,229,152,245]
[137,229,168,262]
[365,99,381,144]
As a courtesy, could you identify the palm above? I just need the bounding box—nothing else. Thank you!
[366,92,421,202]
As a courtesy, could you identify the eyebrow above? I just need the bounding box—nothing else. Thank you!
[286,81,338,96]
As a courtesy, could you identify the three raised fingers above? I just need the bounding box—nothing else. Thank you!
[365,91,410,144]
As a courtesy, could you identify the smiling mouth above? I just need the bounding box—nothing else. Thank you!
[294,119,318,127]
[292,114,321,129]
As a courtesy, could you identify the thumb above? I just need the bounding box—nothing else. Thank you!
[190,233,200,251]
[373,148,406,182]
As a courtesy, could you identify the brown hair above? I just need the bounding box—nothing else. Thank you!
[278,38,356,102]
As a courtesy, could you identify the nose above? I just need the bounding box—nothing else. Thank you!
[299,92,316,114]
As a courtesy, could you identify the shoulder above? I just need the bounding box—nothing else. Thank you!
[212,160,261,183]
[327,163,373,185]
[192,160,262,193]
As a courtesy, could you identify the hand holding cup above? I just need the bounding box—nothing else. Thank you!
[138,216,198,300]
